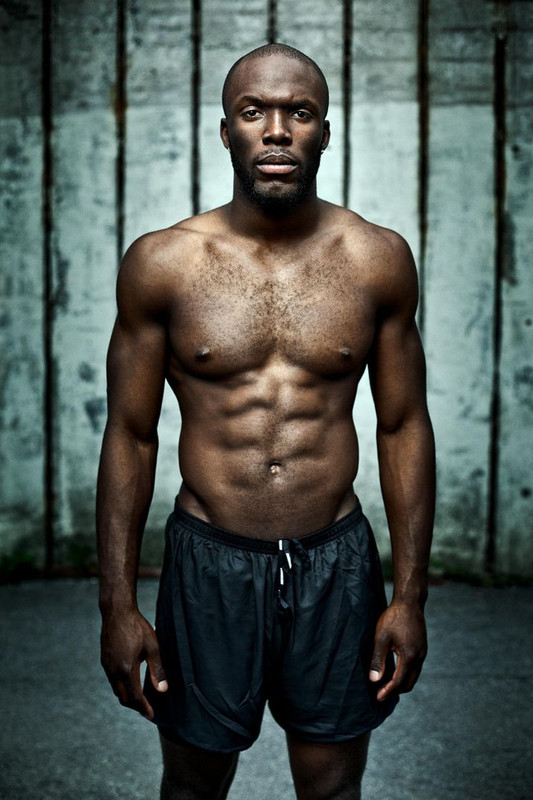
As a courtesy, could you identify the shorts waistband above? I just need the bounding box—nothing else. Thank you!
[172,499,363,554]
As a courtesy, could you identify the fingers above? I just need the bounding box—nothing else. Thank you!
[375,654,405,702]
[146,642,168,693]
[369,632,389,684]
[101,613,167,718]
[369,603,428,701]
[374,648,425,702]
[369,636,403,702]
[108,662,156,719]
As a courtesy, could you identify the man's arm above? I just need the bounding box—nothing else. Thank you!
[367,234,436,701]
[97,237,169,718]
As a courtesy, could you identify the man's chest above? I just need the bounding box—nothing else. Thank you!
[169,257,377,378]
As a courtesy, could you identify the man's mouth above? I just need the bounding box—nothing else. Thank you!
[255,152,298,175]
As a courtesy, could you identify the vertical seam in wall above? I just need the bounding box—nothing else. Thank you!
[417,0,429,338]
[42,0,54,574]
[191,0,201,215]
[487,6,507,573]
[116,0,127,266]
[342,0,353,209]
[268,0,277,43]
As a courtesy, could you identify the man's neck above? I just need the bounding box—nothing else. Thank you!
[225,184,323,244]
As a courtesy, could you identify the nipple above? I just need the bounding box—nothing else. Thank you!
[339,347,352,360]
[268,461,282,475]
[195,346,211,362]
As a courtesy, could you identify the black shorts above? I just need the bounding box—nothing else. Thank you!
[144,499,398,752]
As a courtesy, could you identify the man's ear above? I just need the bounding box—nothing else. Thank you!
[321,120,331,152]
[220,118,229,150]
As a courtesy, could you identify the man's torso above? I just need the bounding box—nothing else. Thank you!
[133,201,403,537]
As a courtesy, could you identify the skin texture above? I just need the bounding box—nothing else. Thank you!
[97,46,435,799]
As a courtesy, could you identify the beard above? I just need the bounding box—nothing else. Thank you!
[229,144,322,216]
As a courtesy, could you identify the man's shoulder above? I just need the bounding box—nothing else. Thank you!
[331,206,414,276]
[325,204,411,262]
[323,204,418,305]
[119,207,229,281]
[127,210,221,260]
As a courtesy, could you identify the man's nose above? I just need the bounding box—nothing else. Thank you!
[262,110,292,144]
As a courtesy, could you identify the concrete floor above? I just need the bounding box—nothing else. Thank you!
[1,579,532,799]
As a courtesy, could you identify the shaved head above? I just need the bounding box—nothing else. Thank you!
[222,44,329,119]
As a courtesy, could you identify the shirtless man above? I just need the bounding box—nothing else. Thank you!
[97,44,435,800]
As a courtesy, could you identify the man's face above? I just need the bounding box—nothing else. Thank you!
[221,54,330,214]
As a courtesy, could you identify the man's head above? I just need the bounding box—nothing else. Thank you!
[222,44,329,120]
[220,44,331,215]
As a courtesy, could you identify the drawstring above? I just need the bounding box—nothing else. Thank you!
[276,539,311,614]
[277,540,291,613]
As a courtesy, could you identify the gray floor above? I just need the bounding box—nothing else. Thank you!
[1,579,532,799]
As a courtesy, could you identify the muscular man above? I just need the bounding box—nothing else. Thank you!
[97,44,435,800]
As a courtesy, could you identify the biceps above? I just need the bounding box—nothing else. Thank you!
[369,318,428,431]
[105,318,167,440]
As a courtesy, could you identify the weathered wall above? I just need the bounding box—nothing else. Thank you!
[1,0,532,576]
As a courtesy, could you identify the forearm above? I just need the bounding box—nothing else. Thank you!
[377,411,435,607]
[96,422,158,612]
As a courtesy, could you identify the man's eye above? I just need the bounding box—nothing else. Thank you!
[293,110,311,119]
[242,109,260,118]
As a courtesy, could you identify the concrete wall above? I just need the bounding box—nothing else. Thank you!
[1,0,532,577]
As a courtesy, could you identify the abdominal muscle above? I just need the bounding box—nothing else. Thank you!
[174,373,361,539]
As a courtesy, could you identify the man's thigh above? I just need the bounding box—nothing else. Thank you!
[286,731,371,800]
[159,731,239,800]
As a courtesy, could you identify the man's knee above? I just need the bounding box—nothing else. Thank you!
[287,732,370,800]
[159,730,238,800]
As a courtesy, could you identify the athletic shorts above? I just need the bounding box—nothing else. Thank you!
[144,499,398,752]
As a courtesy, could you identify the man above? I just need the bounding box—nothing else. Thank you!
[97,43,435,800]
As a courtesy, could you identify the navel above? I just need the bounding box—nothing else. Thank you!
[268,460,283,475]
[195,346,211,362]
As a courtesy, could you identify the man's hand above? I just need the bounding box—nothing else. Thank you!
[369,601,427,702]
[100,608,168,719]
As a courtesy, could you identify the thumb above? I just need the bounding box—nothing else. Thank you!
[146,646,168,693]
[369,633,389,682]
